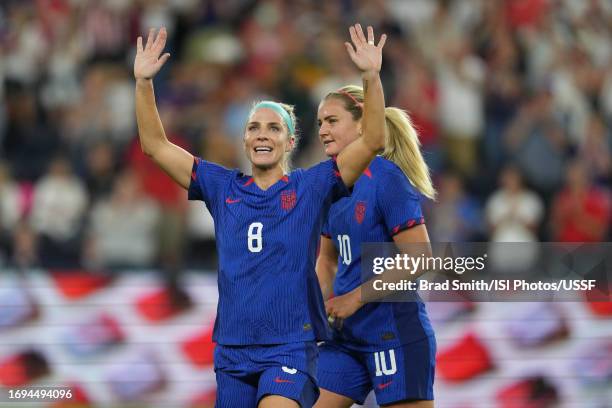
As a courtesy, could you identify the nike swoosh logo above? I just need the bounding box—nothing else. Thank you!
[378,380,393,390]
[274,376,294,384]
[225,197,241,204]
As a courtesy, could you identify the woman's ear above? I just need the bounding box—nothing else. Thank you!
[286,136,296,152]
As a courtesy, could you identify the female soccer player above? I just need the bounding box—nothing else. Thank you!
[134,25,386,408]
[314,86,437,407]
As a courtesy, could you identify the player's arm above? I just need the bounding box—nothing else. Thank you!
[360,225,432,301]
[316,236,339,301]
[336,24,387,187]
[325,226,432,319]
[134,27,193,190]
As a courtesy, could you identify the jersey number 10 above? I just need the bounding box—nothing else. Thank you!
[374,349,397,376]
[336,234,352,265]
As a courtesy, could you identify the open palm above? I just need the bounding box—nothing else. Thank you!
[345,24,387,74]
[134,27,171,80]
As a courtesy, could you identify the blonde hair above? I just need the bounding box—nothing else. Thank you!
[248,101,299,173]
[325,86,436,199]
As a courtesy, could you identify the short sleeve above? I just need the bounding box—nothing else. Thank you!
[321,217,331,239]
[188,157,233,208]
[377,168,425,236]
[303,159,351,203]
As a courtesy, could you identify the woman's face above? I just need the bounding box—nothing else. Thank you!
[244,108,294,170]
[317,97,361,157]
[500,167,522,192]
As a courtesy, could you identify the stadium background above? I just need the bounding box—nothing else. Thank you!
[0,0,611,407]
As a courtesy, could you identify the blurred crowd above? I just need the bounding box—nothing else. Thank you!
[0,0,610,271]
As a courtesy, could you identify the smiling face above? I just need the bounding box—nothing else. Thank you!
[317,97,361,157]
[244,107,294,171]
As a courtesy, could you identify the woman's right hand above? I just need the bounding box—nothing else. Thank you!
[134,27,171,81]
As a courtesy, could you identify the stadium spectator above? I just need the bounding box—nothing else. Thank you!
[127,104,191,272]
[578,113,612,186]
[392,54,442,170]
[486,165,544,242]
[2,84,60,182]
[436,35,485,178]
[504,88,567,201]
[86,170,161,270]
[550,159,611,242]
[82,140,118,201]
[29,156,88,267]
[426,172,483,242]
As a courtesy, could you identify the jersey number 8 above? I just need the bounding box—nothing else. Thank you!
[248,222,263,253]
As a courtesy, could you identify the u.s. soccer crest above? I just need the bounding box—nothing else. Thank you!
[355,201,367,224]
[281,189,297,211]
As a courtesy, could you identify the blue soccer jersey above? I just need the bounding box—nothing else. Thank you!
[322,157,434,351]
[189,157,349,345]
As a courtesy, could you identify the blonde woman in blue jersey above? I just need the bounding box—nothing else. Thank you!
[314,86,437,406]
[134,25,387,408]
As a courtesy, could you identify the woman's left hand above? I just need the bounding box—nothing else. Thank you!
[325,287,364,321]
[345,24,387,74]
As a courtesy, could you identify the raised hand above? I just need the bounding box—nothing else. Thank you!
[344,24,387,74]
[134,27,171,81]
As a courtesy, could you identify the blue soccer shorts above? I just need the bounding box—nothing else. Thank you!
[214,341,319,407]
[317,336,436,405]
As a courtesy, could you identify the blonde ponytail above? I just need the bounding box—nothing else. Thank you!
[383,108,436,200]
